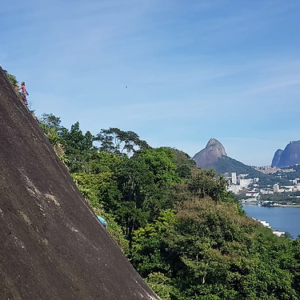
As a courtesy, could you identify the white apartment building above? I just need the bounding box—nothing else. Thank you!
[273,184,279,193]
[231,172,237,185]
[228,185,241,194]
[240,178,252,188]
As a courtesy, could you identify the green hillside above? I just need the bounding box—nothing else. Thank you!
[205,155,260,176]
[204,156,290,187]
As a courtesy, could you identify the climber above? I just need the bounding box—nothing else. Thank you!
[97,215,107,228]
[17,81,29,105]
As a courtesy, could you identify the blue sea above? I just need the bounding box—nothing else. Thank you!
[242,205,300,239]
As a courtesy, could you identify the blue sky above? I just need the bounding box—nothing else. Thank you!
[1,0,300,166]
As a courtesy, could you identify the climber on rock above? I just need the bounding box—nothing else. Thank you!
[17,81,29,106]
[97,215,107,228]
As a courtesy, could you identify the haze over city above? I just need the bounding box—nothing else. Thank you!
[1,0,300,166]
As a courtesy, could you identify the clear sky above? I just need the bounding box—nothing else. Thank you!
[1,0,300,166]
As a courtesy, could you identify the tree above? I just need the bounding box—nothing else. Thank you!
[131,209,177,277]
[38,113,65,157]
[188,168,231,203]
[59,122,97,172]
[168,148,196,179]
[39,113,62,131]
[95,127,149,155]
[5,72,18,88]
[114,148,181,248]
[131,210,179,299]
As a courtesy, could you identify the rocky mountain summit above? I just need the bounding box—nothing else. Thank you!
[0,67,160,300]
[271,141,300,168]
[193,138,227,168]
[271,149,283,168]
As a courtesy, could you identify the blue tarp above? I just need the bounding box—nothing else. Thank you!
[97,215,107,228]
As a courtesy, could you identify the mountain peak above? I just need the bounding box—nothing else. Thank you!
[206,138,227,152]
[193,138,227,168]
[272,140,300,168]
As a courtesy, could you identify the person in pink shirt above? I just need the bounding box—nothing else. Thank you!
[17,81,29,105]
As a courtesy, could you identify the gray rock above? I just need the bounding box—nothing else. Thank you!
[193,138,227,168]
[272,141,300,168]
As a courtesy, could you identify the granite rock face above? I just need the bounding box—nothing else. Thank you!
[271,149,283,167]
[193,138,227,168]
[272,141,300,168]
[0,67,160,300]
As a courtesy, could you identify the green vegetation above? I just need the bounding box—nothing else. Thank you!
[5,72,18,87]
[168,148,196,179]
[7,71,300,299]
[206,156,262,177]
[37,113,300,300]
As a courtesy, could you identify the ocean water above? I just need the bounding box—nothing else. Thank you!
[242,205,300,239]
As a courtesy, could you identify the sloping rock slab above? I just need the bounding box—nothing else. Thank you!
[0,67,160,300]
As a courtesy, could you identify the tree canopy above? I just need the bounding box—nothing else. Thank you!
[37,112,300,300]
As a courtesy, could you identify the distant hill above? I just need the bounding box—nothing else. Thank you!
[206,156,262,178]
[193,138,227,168]
[272,141,300,168]
[204,155,289,187]
[192,139,288,187]
[193,138,260,176]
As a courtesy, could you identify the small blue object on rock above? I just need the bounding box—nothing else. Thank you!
[97,215,107,228]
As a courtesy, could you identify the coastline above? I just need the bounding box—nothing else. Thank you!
[242,203,300,208]
[242,204,300,239]
[277,204,300,208]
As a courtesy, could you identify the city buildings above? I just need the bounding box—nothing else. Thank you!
[227,171,300,196]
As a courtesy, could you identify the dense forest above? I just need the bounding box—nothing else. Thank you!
[7,73,300,299]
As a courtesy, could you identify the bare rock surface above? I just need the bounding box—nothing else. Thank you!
[271,149,283,167]
[272,141,300,168]
[193,138,227,168]
[0,67,160,300]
